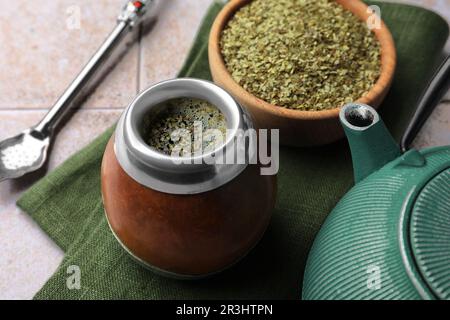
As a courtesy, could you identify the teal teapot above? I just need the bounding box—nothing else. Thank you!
[303,56,450,300]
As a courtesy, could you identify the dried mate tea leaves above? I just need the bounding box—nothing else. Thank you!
[143,98,227,156]
[220,0,381,111]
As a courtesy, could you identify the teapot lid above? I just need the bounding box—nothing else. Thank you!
[410,168,450,300]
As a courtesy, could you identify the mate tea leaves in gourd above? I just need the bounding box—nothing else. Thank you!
[143,98,227,156]
[220,0,381,111]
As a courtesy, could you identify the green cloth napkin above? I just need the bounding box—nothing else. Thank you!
[17,0,449,299]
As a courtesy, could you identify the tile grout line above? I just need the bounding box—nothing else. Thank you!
[136,24,143,95]
[2,100,450,112]
[0,107,125,112]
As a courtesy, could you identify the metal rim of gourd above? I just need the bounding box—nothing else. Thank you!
[114,78,254,194]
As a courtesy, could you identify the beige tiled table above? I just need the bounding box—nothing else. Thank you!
[0,0,449,300]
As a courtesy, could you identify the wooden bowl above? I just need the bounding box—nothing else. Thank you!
[209,0,396,146]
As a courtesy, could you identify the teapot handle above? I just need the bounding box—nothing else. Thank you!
[401,54,450,152]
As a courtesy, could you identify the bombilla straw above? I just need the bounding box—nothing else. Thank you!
[401,54,450,152]
[34,0,153,136]
[0,1,153,182]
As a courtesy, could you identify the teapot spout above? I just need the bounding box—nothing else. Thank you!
[340,103,401,183]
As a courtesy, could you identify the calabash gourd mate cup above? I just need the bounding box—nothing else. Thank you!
[101,78,276,279]
[303,55,450,300]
